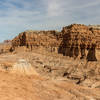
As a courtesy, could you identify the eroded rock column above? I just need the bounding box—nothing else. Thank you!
[87,44,97,61]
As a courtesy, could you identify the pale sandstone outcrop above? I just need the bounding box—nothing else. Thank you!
[11,59,38,75]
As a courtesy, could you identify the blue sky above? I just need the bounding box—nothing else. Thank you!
[0,0,100,42]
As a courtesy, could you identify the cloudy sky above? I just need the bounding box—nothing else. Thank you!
[0,0,100,42]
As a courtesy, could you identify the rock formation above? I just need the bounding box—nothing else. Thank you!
[58,24,97,61]
[1,24,100,61]
[88,26,100,48]
[12,30,61,52]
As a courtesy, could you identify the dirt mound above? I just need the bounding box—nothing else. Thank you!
[0,56,38,76]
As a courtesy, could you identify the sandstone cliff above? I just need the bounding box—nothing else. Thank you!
[88,26,100,48]
[1,24,100,61]
[58,24,97,61]
[12,30,61,52]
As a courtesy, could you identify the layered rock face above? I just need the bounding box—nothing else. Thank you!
[59,24,97,61]
[88,26,100,48]
[12,30,61,52]
[8,24,100,61]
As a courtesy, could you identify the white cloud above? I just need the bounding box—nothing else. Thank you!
[43,0,67,17]
[47,0,63,16]
[0,0,100,42]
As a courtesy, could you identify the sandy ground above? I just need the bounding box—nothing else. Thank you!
[0,71,100,100]
[0,51,100,100]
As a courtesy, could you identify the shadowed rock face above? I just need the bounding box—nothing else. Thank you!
[87,44,97,61]
[58,24,97,61]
